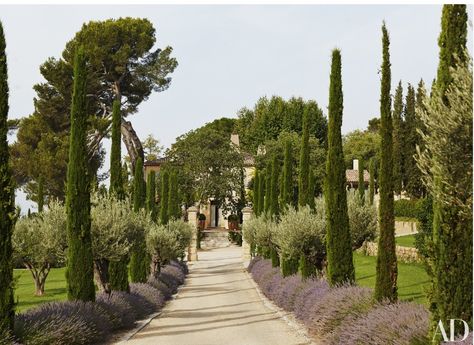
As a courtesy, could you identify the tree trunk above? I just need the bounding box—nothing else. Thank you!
[121,120,144,171]
[94,259,111,294]
[150,257,161,279]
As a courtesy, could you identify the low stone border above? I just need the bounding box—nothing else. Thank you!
[358,241,420,263]
[244,268,318,345]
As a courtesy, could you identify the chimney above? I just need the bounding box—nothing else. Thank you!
[353,159,359,171]
[231,133,240,147]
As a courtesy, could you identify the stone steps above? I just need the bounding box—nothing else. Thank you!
[200,230,231,249]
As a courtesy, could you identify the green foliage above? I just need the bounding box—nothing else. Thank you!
[414,197,433,262]
[358,158,365,203]
[109,100,124,199]
[417,51,472,336]
[375,24,397,303]
[142,134,164,161]
[281,139,293,207]
[160,170,169,225]
[242,215,276,256]
[1,20,17,331]
[109,260,129,292]
[253,169,260,215]
[269,155,280,217]
[12,201,67,296]
[324,49,355,286]
[343,130,380,170]
[65,48,95,302]
[270,247,280,268]
[394,199,418,219]
[258,172,265,217]
[37,176,44,213]
[308,170,316,211]
[298,111,310,207]
[280,257,299,277]
[392,82,404,195]
[146,171,157,222]
[167,170,180,220]
[298,255,314,280]
[132,157,146,212]
[369,158,375,205]
[347,190,377,250]
[264,161,272,214]
[275,204,326,276]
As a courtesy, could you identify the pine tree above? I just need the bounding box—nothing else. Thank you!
[264,161,272,214]
[324,49,355,286]
[270,155,279,217]
[37,175,44,213]
[253,169,260,215]
[282,139,293,207]
[109,100,124,199]
[160,170,169,224]
[146,170,157,222]
[436,5,468,101]
[0,20,15,332]
[369,158,375,205]
[168,170,180,220]
[392,81,404,196]
[358,158,365,203]
[133,157,146,212]
[298,111,310,207]
[375,24,397,302]
[258,172,265,217]
[65,47,95,302]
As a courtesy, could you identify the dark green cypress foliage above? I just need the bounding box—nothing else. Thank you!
[253,169,260,215]
[65,47,95,302]
[168,170,180,220]
[133,157,146,212]
[269,155,279,217]
[392,82,404,196]
[281,257,298,277]
[270,247,279,267]
[146,171,157,222]
[27,209,31,218]
[109,100,124,199]
[37,175,44,213]
[0,20,15,332]
[258,172,265,217]
[282,139,293,207]
[298,111,310,207]
[324,49,355,286]
[109,261,129,291]
[264,162,272,214]
[298,255,313,279]
[403,85,419,198]
[358,158,365,203]
[160,170,169,224]
[369,158,375,205]
[436,5,467,101]
[308,169,315,211]
[375,24,397,303]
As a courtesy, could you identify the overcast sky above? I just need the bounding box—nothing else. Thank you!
[1,4,472,211]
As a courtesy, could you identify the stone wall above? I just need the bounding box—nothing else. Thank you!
[358,241,420,263]
[395,220,417,237]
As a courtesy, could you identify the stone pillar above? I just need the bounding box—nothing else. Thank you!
[241,207,253,263]
[187,206,199,261]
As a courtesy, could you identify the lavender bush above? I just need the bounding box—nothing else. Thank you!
[130,283,166,310]
[116,290,156,319]
[443,332,473,345]
[293,278,330,322]
[96,292,137,329]
[148,276,173,300]
[306,285,375,340]
[170,259,189,275]
[162,264,186,285]
[335,302,429,345]
[270,274,306,312]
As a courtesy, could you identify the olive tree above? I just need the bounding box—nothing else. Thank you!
[12,201,67,296]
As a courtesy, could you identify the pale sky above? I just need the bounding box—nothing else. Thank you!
[1,4,472,211]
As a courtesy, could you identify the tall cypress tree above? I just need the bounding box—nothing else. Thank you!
[369,158,375,206]
[298,111,310,207]
[375,23,397,302]
[0,20,15,332]
[403,85,419,197]
[282,139,293,207]
[168,170,180,220]
[392,81,403,196]
[324,49,355,286]
[253,169,260,215]
[308,169,315,211]
[269,154,279,217]
[65,47,95,302]
[37,175,44,213]
[430,5,470,339]
[264,162,272,214]
[133,157,146,212]
[358,158,365,203]
[160,170,169,224]
[258,172,265,217]
[146,170,157,222]
[109,100,124,199]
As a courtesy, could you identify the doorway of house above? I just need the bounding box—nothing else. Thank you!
[210,201,219,227]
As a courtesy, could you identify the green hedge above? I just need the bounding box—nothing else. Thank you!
[394,199,418,219]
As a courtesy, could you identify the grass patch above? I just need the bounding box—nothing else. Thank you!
[395,216,417,222]
[354,252,429,305]
[14,267,67,313]
[395,234,416,248]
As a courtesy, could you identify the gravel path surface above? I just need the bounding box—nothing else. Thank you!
[126,246,310,345]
